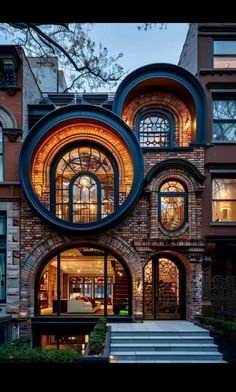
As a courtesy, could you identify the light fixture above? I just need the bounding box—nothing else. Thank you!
[184,117,190,130]
[136,278,142,293]
[81,177,88,187]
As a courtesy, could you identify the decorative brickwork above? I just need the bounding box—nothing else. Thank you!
[122,92,192,146]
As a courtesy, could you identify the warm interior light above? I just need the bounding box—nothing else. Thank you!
[85,335,89,343]
[81,177,88,187]
[184,117,190,130]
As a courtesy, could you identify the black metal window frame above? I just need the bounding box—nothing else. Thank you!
[35,246,132,318]
[0,122,4,182]
[135,108,175,148]
[158,180,188,232]
[0,211,6,303]
[50,141,119,224]
[68,171,102,222]
[213,99,236,142]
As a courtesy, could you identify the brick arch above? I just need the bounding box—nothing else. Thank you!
[148,167,202,241]
[122,92,192,146]
[0,104,17,128]
[20,231,143,316]
[143,250,194,319]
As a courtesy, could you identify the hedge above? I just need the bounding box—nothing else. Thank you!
[198,317,236,340]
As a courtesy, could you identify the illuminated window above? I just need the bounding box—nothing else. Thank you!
[51,144,119,224]
[213,100,236,142]
[212,178,236,222]
[0,122,3,182]
[214,41,236,69]
[0,212,6,303]
[138,110,173,147]
[159,180,186,230]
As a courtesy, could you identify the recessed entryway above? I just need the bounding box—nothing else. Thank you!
[144,255,186,320]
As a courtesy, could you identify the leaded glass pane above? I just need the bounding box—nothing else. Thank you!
[160,181,185,193]
[161,196,185,230]
[213,100,236,141]
[158,258,179,315]
[139,113,170,147]
[55,146,115,223]
[144,261,153,316]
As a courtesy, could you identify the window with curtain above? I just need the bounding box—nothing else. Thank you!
[212,178,236,222]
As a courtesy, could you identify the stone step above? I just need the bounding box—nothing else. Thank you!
[111,336,213,344]
[111,330,209,337]
[109,351,224,361]
[114,359,226,363]
[110,343,218,352]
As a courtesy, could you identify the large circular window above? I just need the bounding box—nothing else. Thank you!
[20,105,144,232]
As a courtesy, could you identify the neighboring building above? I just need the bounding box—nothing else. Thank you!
[179,23,236,322]
[0,23,235,349]
[28,57,67,93]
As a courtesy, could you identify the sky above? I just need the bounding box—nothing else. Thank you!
[89,23,189,74]
[0,23,189,91]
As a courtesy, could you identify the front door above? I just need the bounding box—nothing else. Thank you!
[144,256,185,319]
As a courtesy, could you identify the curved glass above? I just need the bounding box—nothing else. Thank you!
[159,181,186,230]
[54,146,116,224]
[139,113,170,147]
[37,247,131,317]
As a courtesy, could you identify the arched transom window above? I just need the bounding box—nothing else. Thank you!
[51,144,119,224]
[159,180,187,230]
[138,111,173,147]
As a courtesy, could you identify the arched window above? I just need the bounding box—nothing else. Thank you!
[159,180,187,230]
[50,143,119,224]
[137,110,174,148]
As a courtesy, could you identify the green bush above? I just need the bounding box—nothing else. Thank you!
[88,318,107,355]
[198,316,236,341]
[0,337,81,363]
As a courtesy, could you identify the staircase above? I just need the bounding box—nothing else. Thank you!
[109,322,226,363]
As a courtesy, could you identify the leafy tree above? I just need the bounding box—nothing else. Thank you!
[0,23,125,92]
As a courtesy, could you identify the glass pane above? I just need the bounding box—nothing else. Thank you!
[0,128,3,154]
[39,258,58,315]
[0,156,3,182]
[0,252,6,302]
[161,196,185,230]
[55,146,115,223]
[108,259,129,316]
[213,200,236,222]
[139,113,170,147]
[213,100,236,120]
[212,178,236,200]
[160,181,185,193]
[214,41,236,55]
[214,56,236,69]
[144,261,153,317]
[0,214,5,235]
[213,122,236,141]
[158,258,179,315]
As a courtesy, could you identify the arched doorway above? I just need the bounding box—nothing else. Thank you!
[35,245,132,318]
[144,254,186,320]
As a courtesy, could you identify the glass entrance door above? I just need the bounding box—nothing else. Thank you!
[144,256,183,319]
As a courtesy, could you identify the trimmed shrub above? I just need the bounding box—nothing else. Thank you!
[88,318,107,355]
[199,317,236,340]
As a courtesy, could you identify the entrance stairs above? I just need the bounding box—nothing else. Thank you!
[109,321,226,363]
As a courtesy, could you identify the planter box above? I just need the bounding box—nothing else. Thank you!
[81,326,111,363]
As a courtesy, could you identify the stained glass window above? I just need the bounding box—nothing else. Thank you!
[159,181,186,230]
[53,145,118,224]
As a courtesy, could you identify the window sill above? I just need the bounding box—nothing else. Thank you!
[211,141,236,144]
[210,222,236,226]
